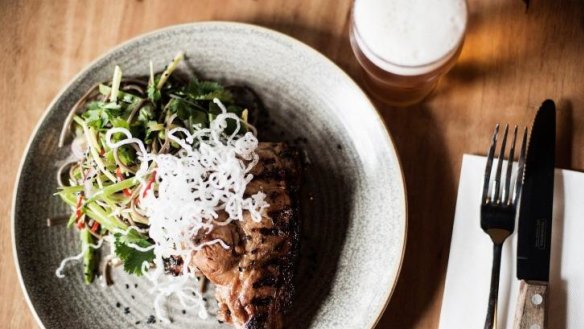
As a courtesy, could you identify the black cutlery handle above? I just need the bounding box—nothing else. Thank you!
[484,243,503,329]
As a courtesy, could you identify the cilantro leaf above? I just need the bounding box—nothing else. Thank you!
[82,101,122,129]
[145,121,164,143]
[168,98,191,120]
[185,79,233,102]
[118,145,136,166]
[147,83,161,102]
[114,231,154,276]
[137,104,156,122]
[111,117,129,129]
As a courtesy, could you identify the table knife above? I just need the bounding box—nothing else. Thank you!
[513,100,556,329]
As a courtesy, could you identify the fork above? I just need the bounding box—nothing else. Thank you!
[481,124,527,329]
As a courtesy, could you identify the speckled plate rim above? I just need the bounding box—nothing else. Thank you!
[11,21,407,329]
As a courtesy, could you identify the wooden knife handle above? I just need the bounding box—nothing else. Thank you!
[513,280,548,329]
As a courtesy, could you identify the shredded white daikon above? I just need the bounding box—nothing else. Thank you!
[104,98,268,322]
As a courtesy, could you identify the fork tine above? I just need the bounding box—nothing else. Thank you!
[483,125,499,203]
[513,127,528,204]
[492,124,509,203]
[503,126,518,204]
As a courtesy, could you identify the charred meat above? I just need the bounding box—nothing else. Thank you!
[190,143,301,329]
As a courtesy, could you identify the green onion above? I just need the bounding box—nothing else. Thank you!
[84,177,138,204]
[156,51,184,90]
[109,65,122,102]
[81,228,96,284]
[73,115,117,183]
[58,191,128,232]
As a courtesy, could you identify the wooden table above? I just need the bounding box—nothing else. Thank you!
[1,0,583,328]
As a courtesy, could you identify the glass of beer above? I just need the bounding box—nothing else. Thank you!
[350,0,468,107]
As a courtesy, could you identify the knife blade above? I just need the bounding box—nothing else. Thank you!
[513,99,556,329]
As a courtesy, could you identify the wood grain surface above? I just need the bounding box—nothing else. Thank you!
[513,281,548,329]
[1,0,583,328]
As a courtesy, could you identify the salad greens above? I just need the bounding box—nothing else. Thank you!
[56,53,250,282]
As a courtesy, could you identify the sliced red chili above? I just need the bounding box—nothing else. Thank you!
[75,194,84,220]
[90,221,100,233]
[143,171,157,197]
[116,167,133,197]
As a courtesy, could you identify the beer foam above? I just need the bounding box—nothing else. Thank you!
[353,0,467,75]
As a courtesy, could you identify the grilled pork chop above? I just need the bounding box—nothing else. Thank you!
[190,142,301,328]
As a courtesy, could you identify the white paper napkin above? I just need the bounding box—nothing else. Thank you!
[439,154,584,329]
